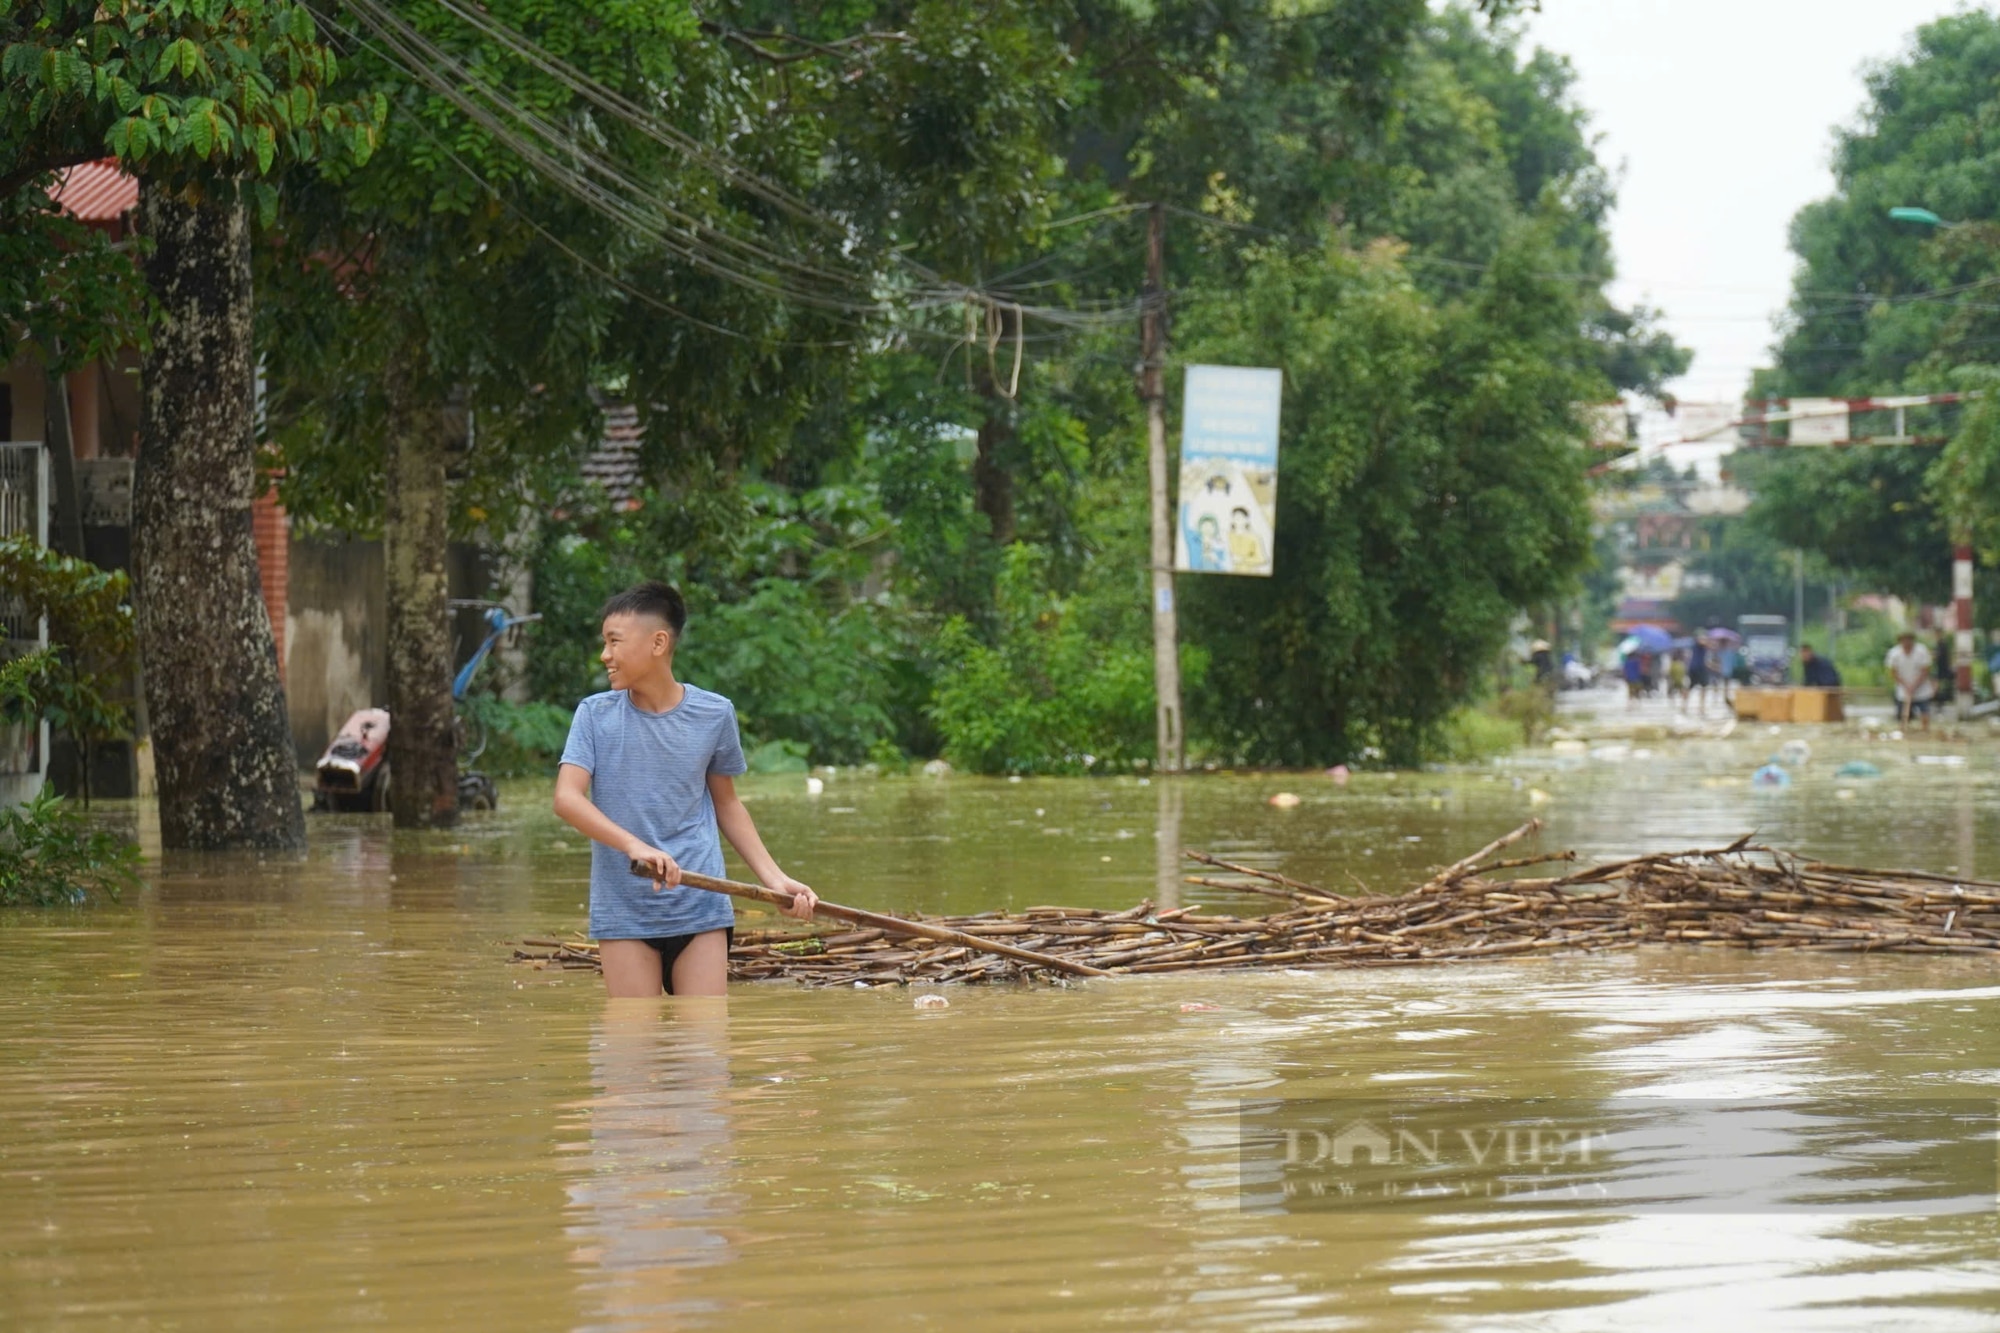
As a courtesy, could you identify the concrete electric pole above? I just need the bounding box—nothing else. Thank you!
[1140,203,1183,773]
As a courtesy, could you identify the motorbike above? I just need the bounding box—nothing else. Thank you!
[312,603,541,814]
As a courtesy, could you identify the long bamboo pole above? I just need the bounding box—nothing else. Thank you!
[633,863,1110,979]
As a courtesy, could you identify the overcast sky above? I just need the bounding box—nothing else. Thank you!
[1524,0,1977,406]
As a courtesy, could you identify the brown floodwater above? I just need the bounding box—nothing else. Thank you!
[5,728,2000,1329]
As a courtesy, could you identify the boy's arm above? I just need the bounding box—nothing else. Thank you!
[708,773,818,921]
[553,763,682,887]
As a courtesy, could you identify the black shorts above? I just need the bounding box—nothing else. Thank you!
[643,925,734,993]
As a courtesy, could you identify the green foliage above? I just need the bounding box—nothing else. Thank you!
[1754,11,2000,601]
[0,536,137,802]
[1830,606,1902,691]
[745,739,810,775]
[0,534,136,662]
[529,482,914,765]
[1,1,385,502]
[1933,367,2000,574]
[1436,703,1527,763]
[1,0,383,200]
[0,187,152,371]
[1174,235,1595,766]
[685,580,903,766]
[928,545,1165,776]
[1667,515,1807,632]
[1489,685,1555,747]
[1767,11,2000,397]
[454,693,572,778]
[487,5,1640,771]
[1734,446,1950,607]
[0,788,137,908]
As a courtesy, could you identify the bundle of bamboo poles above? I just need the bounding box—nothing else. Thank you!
[511,821,2000,987]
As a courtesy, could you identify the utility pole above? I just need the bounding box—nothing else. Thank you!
[1140,202,1183,773]
[1793,549,1805,657]
[1954,541,1975,717]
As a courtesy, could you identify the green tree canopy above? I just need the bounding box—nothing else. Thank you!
[1754,11,2000,596]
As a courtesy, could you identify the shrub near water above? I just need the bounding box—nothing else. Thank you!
[456,695,576,778]
[0,789,137,908]
[928,546,1161,775]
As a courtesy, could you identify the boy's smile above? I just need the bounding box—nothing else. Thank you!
[599,611,676,694]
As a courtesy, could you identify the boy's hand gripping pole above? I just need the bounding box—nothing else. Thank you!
[631,861,1108,979]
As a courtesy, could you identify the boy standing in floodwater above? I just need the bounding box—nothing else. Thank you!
[553,581,818,997]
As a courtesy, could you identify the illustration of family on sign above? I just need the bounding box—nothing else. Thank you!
[1176,458,1276,576]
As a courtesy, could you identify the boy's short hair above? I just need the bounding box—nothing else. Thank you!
[599,581,687,638]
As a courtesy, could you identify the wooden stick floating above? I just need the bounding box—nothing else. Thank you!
[643,863,1107,979]
[508,830,2000,989]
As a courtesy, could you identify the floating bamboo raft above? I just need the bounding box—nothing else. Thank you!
[511,821,2000,987]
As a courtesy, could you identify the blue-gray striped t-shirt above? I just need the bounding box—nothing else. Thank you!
[559,683,748,940]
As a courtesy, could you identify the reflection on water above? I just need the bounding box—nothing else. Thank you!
[567,1003,737,1330]
[3,733,2000,1329]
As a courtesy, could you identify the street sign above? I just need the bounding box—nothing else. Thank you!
[1175,364,1282,576]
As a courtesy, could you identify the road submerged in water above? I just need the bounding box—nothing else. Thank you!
[4,715,1999,1330]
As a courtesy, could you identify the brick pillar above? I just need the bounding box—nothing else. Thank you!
[252,487,289,684]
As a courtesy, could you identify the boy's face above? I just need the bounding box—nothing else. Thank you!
[600,612,674,689]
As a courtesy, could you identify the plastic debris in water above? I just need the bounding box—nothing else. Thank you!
[1915,754,1969,767]
[1269,792,1302,808]
[1835,788,1857,801]
[1328,764,1351,785]
[1751,764,1792,788]
[806,776,825,796]
[1777,740,1812,768]
[1528,788,1552,806]
[914,994,949,1010]
[1834,760,1881,779]
[1179,1002,1221,1013]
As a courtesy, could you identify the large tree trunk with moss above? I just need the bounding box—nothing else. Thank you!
[382,357,459,830]
[133,185,305,851]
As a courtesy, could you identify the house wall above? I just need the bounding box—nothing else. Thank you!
[285,536,386,766]
[3,355,46,442]
[284,537,493,765]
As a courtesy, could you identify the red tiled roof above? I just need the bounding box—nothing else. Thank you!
[582,402,645,509]
[49,159,138,221]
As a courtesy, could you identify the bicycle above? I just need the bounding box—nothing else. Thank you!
[449,601,542,810]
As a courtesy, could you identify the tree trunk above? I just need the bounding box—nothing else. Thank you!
[972,412,1016,548]
[382,356,458,830]
[43,364,86,558]
[133,184,304,851]
[971,303,1020,548]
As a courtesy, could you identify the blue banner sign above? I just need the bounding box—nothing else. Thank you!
[1176,365,1282,576]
